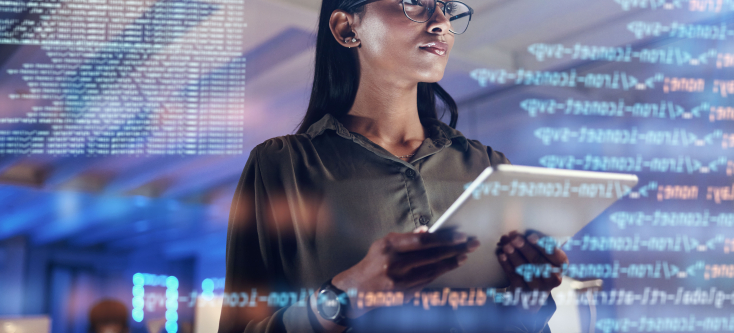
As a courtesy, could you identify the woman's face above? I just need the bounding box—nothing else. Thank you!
[350,0,455,84]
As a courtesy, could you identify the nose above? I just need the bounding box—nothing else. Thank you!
[426,1,451,34]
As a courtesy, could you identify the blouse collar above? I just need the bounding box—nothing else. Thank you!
[305,113,469,151]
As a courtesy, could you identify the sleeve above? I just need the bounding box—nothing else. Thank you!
[487,145,511,166]
[217,144,318,333]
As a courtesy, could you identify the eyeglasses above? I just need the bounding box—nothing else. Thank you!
[400,0,474,34]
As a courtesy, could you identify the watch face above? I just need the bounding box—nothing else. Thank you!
[318,289,341,319]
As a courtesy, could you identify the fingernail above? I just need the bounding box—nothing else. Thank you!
[457,254,468,265]
[468,239,480,251]
[512,237,525,248]
[503,244,514,254]
[499,254,507,262]
[528,233,539,244]
[453,232,468,243]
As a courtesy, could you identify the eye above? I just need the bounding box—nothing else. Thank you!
[445,2,457,13]
[402,0,428,7]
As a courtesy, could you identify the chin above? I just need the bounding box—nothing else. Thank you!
[417,73,445,83]
[413,68,446,83]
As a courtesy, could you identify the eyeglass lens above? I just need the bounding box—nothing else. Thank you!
[402,0,472,34]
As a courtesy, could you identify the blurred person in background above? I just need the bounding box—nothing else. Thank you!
[89,299,129,333]
[218,0,568,331]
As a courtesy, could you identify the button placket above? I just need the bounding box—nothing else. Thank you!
[401,166,432,227]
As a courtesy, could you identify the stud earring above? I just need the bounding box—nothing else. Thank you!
[345,37,358,48]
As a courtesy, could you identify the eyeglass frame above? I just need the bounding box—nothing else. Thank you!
[400,0,474,35]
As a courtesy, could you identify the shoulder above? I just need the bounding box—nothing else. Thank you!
[464,138,511,166]
[423,117,511,166]
[253,134,309,153]
[248,133,315,168]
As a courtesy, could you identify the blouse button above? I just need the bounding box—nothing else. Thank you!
[419,216,430,225]
[405,169,416,179]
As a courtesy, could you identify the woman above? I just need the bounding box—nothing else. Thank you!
[218,0,568,331]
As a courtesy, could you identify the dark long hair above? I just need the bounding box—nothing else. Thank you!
[295,0,459,134]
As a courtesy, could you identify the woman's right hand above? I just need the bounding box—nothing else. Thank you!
[331,226,480,319]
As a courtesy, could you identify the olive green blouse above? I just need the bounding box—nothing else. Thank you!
[218,113,555,333]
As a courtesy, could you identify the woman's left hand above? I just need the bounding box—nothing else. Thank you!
[495,230,568,307]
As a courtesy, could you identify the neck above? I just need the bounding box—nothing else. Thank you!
[339,76,425,146]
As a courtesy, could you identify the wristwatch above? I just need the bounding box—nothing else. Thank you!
[316,278,351,327]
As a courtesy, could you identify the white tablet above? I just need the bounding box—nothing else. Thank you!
[427,164,639,288]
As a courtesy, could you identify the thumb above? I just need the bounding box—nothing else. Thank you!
[413,226,429,233]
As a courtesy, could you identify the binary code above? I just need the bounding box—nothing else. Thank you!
[0,0,246,156]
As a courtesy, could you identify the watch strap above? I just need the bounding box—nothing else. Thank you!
[306,293,327,333]
[316,278,351,327]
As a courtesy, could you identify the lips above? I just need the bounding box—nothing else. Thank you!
[419,41,448,56]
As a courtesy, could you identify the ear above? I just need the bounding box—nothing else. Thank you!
[329,9,360,48]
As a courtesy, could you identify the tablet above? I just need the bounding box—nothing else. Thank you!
[426,164,639,288]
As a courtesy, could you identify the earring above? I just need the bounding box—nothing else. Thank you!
[345,37,358,48]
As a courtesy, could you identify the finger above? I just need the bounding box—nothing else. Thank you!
[387,230,468,253]
[466,237,481,252]
[525,230,556,256]
[496,230,520,255]
[543,271,563,290]
[497,230,522,247]
[511,235,544,266]
[521,232,566,291]
[502,242,526,267]
[498,234,511,247]
[399,254,468,289]
[497,251,526,291]
[507,230,522,239]
[525,232,569,267]
[390,240,478,275]
[503,243,541,291]
[533,268,563,291]
[413,226,429,233]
